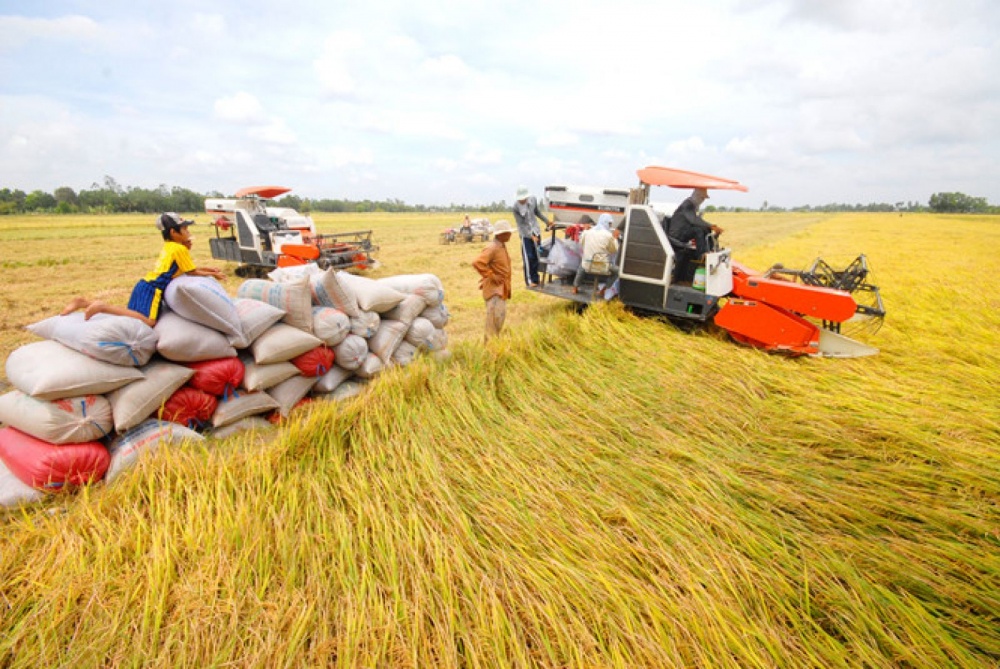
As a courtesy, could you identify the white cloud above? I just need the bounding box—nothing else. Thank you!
[213,92,266,124]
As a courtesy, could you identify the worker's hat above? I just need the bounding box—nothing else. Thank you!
[515,185,530,201]
[492,220,515,237]
[156,212,195,232]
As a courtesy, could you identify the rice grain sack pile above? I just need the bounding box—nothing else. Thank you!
[0,269,451,503]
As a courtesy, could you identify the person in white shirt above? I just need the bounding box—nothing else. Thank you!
[572,213,619,296]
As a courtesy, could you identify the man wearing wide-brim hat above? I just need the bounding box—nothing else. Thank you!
[472,220,514,341]
[511,185,549,287]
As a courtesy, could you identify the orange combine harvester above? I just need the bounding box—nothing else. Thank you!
[532,166,886,358]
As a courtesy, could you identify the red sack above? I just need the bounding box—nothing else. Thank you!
[159,386,218,429]
[0,426,110,491]
[291,345,335,377]
[185,358,245,397]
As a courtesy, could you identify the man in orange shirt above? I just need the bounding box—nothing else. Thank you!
[472,220,514,341]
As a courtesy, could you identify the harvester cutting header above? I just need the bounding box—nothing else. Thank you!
[534,166,886,358]
[206,186,378,278]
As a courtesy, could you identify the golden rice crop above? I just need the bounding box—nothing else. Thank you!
[1,211,998,667]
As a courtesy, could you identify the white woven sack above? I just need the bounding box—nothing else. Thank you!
[381,294,427,327]
[251,323,322,365]
[337,272,406,313]
[310,268,360,317]
[106,361,195,432]
[105,419,203,484]
[312,307,350,346]
[313,365,353,394]
[314,379,365,401]
[211,392,280,428]
[353,352,384,379]
[6,340,144,401]
[267,264,320,283]
[350,311,380,338]
[25,312,158,367]
[419,303,451,329]
[368,319,408,365]
[376,274,444,307]
[430,327,449,352]
[237,277,313,332]
[0,391,113,444]
[266,375,318,417]
[154,312,237,362]
[333,334,368,371]
[404,317,436,350]
[210,416,274,440]
[392,341,418,367]
[240,354,300,391]
[0,459,45,508]
[164,275,244,340]
[229,298,286,349]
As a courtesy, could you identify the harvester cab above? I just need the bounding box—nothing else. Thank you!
[532,166,886,358]
[206,186,378,278]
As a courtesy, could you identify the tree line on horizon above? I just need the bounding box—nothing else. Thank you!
[0,177,995,216]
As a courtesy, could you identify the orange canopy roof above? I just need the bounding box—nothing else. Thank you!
[637,166,748,192]
[234,185,292,199]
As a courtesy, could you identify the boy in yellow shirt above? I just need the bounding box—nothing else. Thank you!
[62,212,225,327]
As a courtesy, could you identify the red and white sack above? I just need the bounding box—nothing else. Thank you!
[419,303,451,329]
[164,275,244,340]
[229,298,286,348]
[185,357,245,397]
[106,361,195,433]
[240,354,300,391]
[337,272,406,313]
[309,268,359,317]
[1,458,45,508]
[25,312,158,367]
[350,311,380,339]
[5,340,144,401]
[368,319,408,365]
[291,345,335,377]
[160,386,218,429]
[380,294,428,327]
[212,392,280,428]
[312,307,350,346]
[237,277,313,332]
[404,317,436,350]
[313,365,353,394]
[0,391,113,444]
[376,274,444,307]
[0,426,109,491]
[266,375,318,417]
[251,323,323,365]
[155,311,238,362]
[333,334,368,371]
[105,419,204,484]
[353,352,384,379]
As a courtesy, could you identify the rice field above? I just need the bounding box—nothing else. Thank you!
[1,211,998,667]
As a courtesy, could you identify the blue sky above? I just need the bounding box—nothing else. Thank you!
[1,0,998,208]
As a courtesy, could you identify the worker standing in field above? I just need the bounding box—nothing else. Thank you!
[472,220,514,341]
[61,212,225,327]
[512,185,548,287]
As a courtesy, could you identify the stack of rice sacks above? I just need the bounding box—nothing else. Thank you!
[0,268,449,508]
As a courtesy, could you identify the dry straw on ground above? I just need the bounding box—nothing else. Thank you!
[1,211,998,667]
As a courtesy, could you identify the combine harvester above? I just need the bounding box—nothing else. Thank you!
[206,186,378,277]
[532,166,886,358]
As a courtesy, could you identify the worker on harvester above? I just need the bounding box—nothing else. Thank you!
[666,187,724,284]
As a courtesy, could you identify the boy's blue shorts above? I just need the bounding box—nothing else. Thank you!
[126,280,163,321]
